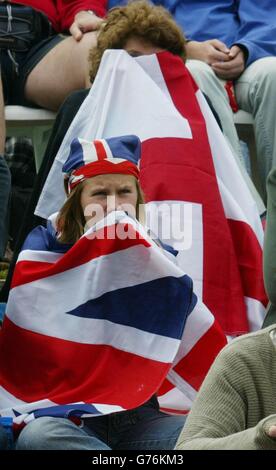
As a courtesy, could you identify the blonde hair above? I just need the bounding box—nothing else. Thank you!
[89,0,186,83]
[57,178,145,244]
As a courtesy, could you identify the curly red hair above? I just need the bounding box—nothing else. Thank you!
[89,0,186,83]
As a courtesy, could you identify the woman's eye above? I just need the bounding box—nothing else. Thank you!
[92,191,107,196]
[120,189,131,194]
[127,51,141,57]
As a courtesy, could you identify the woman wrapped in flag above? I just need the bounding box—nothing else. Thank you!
[0,134,202,450]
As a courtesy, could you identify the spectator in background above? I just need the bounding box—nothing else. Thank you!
[112,0,276,201]
[2,1,106,111]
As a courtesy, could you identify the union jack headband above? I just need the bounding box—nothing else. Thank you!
[62,135,141,192]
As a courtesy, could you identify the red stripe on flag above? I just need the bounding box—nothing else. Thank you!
[11,224,150,288]
[93,140,108,161]
[172,321,227,391]
[227,219,267,306]
[158,321,226,397]
[157,377,176,397]
[0,317,170,409]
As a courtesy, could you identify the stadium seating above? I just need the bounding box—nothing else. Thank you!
[5,105,56,172]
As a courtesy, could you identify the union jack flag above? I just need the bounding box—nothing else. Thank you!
[0,211,226,422]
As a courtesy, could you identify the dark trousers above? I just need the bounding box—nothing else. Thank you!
[0,155,11,259]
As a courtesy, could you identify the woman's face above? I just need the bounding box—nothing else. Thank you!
[80,173,138,225]
[124,36,164,57]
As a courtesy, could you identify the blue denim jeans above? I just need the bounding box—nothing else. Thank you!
[0,425,8,450]
[0,155,11,258]
[16,399,186,450]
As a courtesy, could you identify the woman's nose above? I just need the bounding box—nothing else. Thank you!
[106,194,118,213]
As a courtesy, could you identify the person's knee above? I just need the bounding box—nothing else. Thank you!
[252,58,276,93]
[186,59,215,80]
[186,59,223,97]
[16,417,62,450]
[74,32,98,87]
[25,31,97,108]
[77,31,98,53]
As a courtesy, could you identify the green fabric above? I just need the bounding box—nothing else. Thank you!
[263,303,276,328]
[263,168,276,328]
[175,326,276,450]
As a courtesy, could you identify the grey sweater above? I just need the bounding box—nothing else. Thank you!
[175,326,276,450]
[263,168,276,327]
